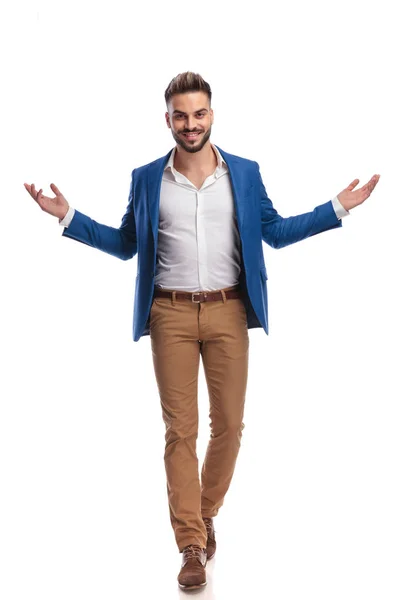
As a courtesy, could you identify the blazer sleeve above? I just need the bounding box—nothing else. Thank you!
[256,163,342,249]
[62,169,138,261]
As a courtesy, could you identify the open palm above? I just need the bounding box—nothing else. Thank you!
[337,174,380,211]
[24,182,69,220]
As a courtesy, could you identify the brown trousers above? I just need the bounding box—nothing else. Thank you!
[149,285,249,552]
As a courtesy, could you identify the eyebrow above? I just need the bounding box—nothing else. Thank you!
[172,108,209,115]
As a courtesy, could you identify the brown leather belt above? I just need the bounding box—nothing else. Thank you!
[153,286,242,303]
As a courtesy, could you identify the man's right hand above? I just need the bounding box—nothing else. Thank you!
[24,182,69,220]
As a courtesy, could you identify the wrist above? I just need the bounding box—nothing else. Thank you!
[333,195,350,217]
[58,205,70,221]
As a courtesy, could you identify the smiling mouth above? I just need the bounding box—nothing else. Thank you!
[182,132,202,139]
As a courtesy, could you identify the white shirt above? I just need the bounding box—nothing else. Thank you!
[154,144,241,291]
[60,145,348,291]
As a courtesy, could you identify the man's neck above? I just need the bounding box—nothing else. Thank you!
[173,142,218,173]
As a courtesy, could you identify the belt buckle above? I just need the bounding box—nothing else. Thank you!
[192,292,202,303]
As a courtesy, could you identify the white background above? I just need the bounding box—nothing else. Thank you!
[1,0,399,598]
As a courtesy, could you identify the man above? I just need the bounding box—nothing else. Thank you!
[24,71,380,591]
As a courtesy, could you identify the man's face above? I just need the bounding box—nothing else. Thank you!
[165,91,214,154]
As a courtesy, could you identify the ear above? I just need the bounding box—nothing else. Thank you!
[165,111,171,129]
[210,108,214,124]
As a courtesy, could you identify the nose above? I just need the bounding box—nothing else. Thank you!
[186,115,197,130]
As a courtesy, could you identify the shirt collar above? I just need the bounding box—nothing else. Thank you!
[165,143,226,174]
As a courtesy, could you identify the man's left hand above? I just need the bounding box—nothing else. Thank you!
[337,174,380,211]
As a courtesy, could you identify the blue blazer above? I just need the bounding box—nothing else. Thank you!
[62,145,342,341]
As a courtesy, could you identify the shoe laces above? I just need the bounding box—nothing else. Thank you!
[203,517,215,540]
[183,545,205,561]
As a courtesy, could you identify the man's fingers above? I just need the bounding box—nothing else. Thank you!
[25,183,46,206]
[346,174,380,204]
[360,176,379,194]
[358,176,380,202]
[347,178,360,190]
[50,183,62,196]
[34,187,43,202]
[24,183,64,214]
[24,183,34,199]
[30,183,40,202]
[24,183,36,198]
[370,174,380,189]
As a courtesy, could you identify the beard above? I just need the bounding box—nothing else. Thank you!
[171,125,212,154]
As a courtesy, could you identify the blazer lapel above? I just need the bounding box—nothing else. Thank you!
[147,149,173,245]
[215,146,251,231]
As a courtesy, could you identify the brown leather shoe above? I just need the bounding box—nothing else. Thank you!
[177,545,207,590]
[202,517,217,560]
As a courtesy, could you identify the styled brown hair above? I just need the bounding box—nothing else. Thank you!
[164,72,212,106]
